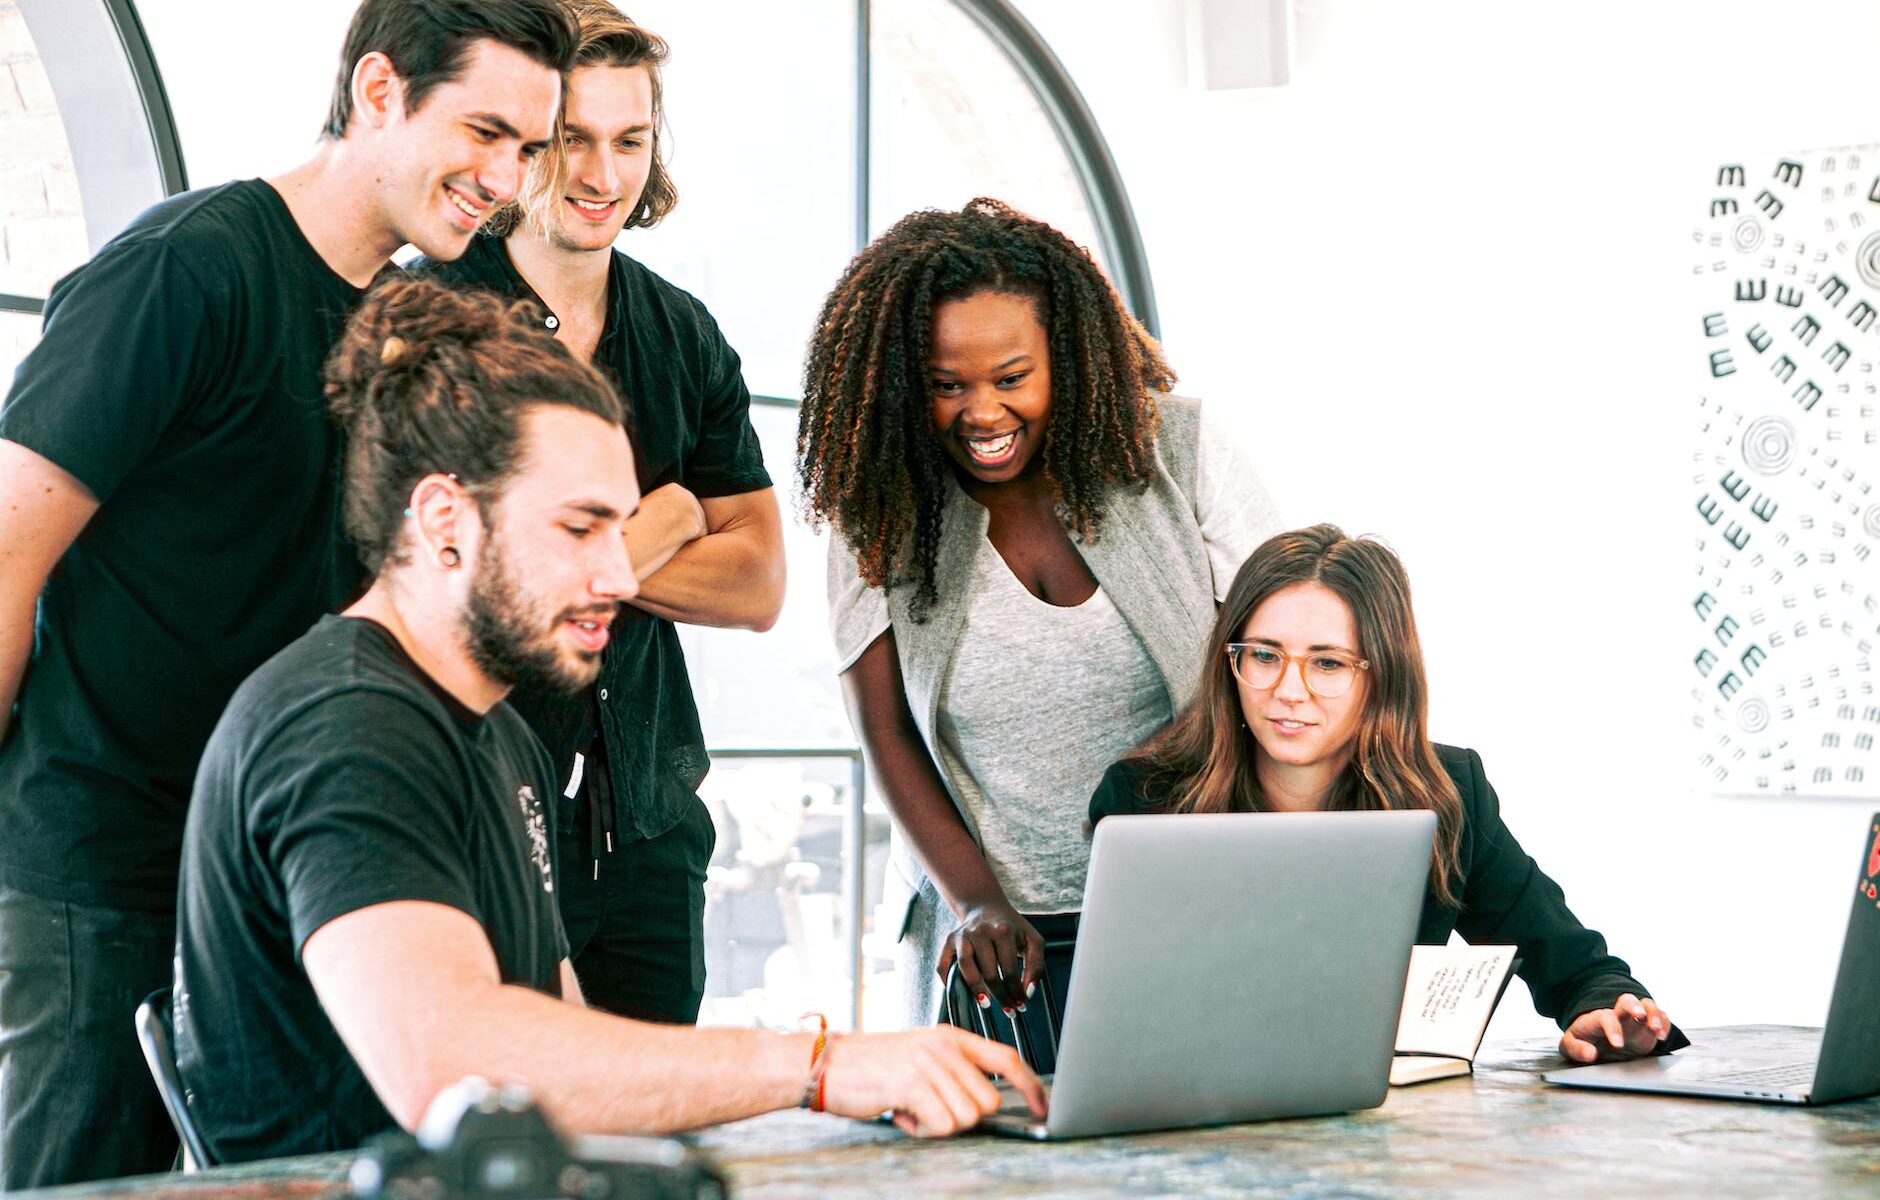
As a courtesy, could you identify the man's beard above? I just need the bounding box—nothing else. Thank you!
[464,534,607,697]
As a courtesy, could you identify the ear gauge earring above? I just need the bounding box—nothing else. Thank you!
[439,547,461,568]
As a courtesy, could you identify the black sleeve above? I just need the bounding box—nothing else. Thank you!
[249,690,485,959]
[1449,747,1659,1027]
[1088,759,1153,827]
[681,301,771,500]
[0,240,226,503]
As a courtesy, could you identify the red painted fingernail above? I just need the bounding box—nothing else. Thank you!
[976,992,990,1009]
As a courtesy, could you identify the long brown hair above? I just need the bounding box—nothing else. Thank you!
[796,198,1172,621]
[1131,524,1465,906]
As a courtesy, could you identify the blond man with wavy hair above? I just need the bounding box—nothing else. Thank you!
[488,0,678,239]
[414,1,786,1027]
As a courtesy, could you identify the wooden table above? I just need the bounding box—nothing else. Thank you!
[25,1026,1880,1199]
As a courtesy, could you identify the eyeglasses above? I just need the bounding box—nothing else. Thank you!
[1224,643,1370,699]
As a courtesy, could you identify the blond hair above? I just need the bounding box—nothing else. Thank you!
[487,1,676,237]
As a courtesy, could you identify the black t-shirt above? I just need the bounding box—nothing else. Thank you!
[174,615,568,1164]
[0,179,367,909]
[413,237,770,845]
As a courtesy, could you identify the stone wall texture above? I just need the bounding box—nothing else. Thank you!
[1,0,86,299]
[0,0,87,377]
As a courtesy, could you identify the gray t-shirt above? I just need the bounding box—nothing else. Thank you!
[827,396,1281,1023]
[934,547,1172,912]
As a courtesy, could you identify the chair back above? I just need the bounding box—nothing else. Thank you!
[938,920,1078,1076]
[134,987,215,1170]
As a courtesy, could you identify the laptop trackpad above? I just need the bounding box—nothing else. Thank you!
[1549,1053,1805,1089]
[980,1076,1053,1138]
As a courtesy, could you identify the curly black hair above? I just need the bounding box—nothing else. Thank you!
[796,198,1174,620]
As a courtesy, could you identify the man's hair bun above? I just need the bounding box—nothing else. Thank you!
[323,276,625,574]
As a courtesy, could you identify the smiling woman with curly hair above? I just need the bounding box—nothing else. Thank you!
[800,199,1169,620]
[798,198,1281,1026]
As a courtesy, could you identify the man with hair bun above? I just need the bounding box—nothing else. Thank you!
[173,278,1043,1163]
[0,0,575,1185]
[417,0,785,1029]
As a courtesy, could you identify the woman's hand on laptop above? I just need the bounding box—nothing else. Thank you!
[938,901,1045,1011]
[1558,994,1672,1062]
[819,1025,1048,1136]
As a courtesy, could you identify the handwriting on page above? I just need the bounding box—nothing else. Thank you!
[1419,954,1512,1023]
[1396,945,1519,1063]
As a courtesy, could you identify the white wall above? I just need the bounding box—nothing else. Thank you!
[1015,0,1880,1041]
[133,0,357,185]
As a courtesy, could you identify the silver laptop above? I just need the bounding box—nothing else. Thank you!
[1543,812,1880,1105]
[982,809,1437,1139]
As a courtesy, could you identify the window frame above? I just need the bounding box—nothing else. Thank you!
[17,0,186,269]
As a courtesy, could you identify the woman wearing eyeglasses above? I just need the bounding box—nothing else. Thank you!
[798,200,1279,1027]
[1090,524,1683,1063]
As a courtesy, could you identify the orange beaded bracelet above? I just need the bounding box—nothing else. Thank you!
[800,1012,834,1112]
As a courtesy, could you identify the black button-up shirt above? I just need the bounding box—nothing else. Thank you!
[413,236,771,844]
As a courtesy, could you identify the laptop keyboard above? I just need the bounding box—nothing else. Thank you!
[1704,1063,1813,1088]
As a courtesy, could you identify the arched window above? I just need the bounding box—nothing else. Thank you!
[1,5,91,377]
[2,0,184,381]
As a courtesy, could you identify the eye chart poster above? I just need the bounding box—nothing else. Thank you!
[1693,148,1880,797]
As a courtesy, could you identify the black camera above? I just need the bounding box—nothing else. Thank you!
[349,1079,728,1200]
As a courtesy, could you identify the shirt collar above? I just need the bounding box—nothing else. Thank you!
[468,234,625,346]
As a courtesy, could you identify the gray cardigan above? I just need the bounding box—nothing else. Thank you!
[828,395,1227,1024]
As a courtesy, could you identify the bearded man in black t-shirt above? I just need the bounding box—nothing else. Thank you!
[0,1,577,1186]
[176,277,1040,1163]
[416,1,786,1029]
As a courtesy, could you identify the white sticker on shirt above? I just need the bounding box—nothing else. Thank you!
[515,784,553,894]
[564,752,585,799]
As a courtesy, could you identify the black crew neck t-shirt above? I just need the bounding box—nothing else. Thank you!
[413,237,771,845]
[0,179,367,909]
[175,615,567,1164]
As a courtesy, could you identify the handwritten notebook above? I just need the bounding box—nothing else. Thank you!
[1390,945,1520,1086]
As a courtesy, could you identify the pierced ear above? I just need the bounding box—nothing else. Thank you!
[413,476,459,512]
[350,50,404,130]
[408,473,470,562]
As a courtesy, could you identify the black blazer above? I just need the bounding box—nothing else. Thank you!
[1090,743,1679,1032]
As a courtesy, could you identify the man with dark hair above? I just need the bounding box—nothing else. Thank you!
[176,276,1042,1162]
[0,0,575,1185]
[417,0,786,1028]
